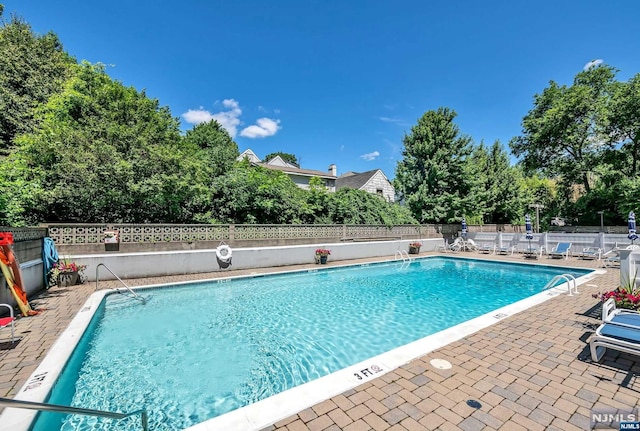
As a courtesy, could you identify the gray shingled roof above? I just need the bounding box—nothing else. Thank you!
[336,169,379,190]
[255,163,336,179]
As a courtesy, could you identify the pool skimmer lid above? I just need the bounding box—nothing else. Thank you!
[430,358,452,370]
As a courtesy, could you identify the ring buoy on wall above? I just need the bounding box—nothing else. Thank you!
[215,245,232,263]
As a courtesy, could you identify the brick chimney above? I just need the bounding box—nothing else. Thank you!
[328,164,337,176]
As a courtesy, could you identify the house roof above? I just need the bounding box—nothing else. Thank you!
[336,169,383,190]
[255,162,337,179]
[237,149,261,163]
[264,155,299,169]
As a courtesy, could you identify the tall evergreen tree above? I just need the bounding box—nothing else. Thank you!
[394,107,473,223]
[469,141,525,224]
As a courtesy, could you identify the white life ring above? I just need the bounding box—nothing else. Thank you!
[216,245,232,262]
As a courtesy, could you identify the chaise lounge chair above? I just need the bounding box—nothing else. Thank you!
[437,238,462,253]
[464,238,479,252]
[480,243,494,254]
[590,298,640,362]
[548,242,572,259]
[579,246,602,260]
[496,244,516,255]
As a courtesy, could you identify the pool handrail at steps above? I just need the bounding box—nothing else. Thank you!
[95,263,147,304]
[543,273,578,296]
[0,397,149,430]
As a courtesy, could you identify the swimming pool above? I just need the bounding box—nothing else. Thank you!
[17,257,593,431]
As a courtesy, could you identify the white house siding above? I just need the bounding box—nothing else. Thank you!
[290,174,336,192]
[362,171,395,202]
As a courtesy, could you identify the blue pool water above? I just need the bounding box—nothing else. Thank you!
[33,257,591,430]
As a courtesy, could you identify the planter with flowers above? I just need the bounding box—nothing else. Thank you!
[49,260,87,288]
[593,273,640,311]
[408,242,422,254]
[315,249,331,264]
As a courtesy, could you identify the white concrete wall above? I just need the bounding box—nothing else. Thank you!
[71,239,443,282]
[0,259,44,306]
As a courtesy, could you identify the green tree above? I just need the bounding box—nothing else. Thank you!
[394,107,474,223]
[468,141,526,224]
[519,174,561,229]
[510,64,617,194]
[0,14,75,153]
[182,120,239,178]
[606,73,640,176]
[207,162,305,224]
[263,151,300,167]
[324,188,416,225]
[2,62,197,224]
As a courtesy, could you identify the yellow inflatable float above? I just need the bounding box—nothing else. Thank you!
[0,232,39,316]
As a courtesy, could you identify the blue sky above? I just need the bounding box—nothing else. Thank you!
[6,1,640,179]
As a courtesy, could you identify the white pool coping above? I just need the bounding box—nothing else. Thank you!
[0,257,603,431]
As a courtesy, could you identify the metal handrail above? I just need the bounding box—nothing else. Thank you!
[0,397,149,430]
[543,274,578,296]
[95,263,147,304]
[394,249,412,268]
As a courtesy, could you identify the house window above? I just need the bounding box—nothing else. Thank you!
[376,189,383,196]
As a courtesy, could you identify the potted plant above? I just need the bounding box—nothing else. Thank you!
[315,248,331,264]
[593,272,640,311]
[409,242,422,254]
[49,259,87,288]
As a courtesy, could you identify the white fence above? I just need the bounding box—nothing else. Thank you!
[468,231,633,254]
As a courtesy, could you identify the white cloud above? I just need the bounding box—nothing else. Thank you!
[240,118,281,138]
[360,151,380,161]
[182,108,214,124]
[181,99,242,137]
[379,116,408,126]
[211,99,242,137]
[584,59,604,71]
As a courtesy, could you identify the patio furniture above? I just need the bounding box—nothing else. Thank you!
[480,244,494,254]
[548,242,572,259]
[579,247,602,260]
[496,244,516,255]
[590,298,640,362]
[523,246,545,259]
[0,304,16,343]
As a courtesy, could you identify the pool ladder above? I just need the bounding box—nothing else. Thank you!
[95,263,147,304]
[0,397,149,430]
[543,274,578,296]
[395,249,412,268]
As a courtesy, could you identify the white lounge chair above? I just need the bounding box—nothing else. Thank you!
[496,243,516,255]
[548,242,571,259]
[601,297,640,323]
[523,245,545,259]
[591,299,640,362]
[579,246,602,260]
[437,238,462,253]
[480,243,494,254]
[449,237,464,252]
[465,238,479,252]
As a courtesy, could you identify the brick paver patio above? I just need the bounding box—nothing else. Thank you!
[1,252,636,431]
